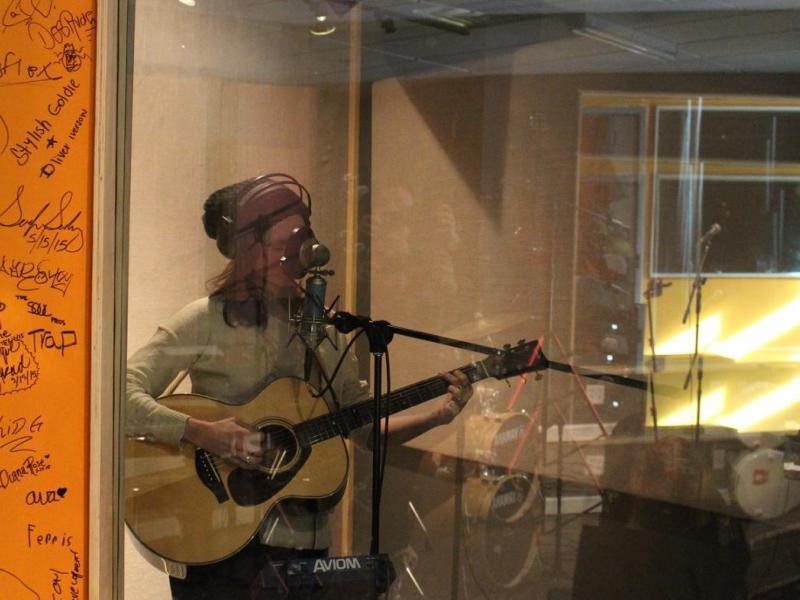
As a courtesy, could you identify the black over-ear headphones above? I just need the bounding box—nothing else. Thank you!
[202,173,312,259]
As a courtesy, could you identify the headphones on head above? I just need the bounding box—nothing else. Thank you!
[202,173,313,261]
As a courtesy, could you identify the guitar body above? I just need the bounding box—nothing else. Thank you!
[124,377,349,565]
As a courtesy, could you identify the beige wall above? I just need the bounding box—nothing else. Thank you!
[126,72,319,353]
[369,77,553,434]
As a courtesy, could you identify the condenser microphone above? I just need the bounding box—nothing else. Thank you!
[698,223,721,246]
[300,271,328,347]
[299,237,331,270]
[298,233,330,347]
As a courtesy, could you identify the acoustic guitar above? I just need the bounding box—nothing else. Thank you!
[125,340,544,565]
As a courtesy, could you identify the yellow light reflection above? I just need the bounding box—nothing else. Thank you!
[659,388,726,427]
[717,374,800,430]
[653,314,721,356]
[709,296,800,360]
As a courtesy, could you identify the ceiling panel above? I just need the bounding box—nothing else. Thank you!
[135,1,800,83]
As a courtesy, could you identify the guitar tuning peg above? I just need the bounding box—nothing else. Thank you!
[518,339,525,346]
[503,343,511,350]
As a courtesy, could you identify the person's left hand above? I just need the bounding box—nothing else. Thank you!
[435,370,473,425]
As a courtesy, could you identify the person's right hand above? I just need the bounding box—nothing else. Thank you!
[183,416,264,469]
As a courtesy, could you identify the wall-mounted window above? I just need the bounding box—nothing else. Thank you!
[653,103,800,276]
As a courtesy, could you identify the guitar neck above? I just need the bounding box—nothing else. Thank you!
[296,362,488,446]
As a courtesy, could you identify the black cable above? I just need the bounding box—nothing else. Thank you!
[293,331,341,409]
[312,510,317,551]
[310,328,364,400]
[378,349,391,499]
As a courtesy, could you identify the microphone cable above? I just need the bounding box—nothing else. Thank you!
[378,349,392,502]
[309,328,364,401]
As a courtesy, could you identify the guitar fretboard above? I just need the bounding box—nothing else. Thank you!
[295,362,486,446]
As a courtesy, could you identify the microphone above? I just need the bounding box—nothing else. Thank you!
[300,272,328,347]
[299,237,331,270]
[698,223,721,246]
[644,278,672,299]
[281,227,330,279]
[297,233,331,349]
[282,228,335,355]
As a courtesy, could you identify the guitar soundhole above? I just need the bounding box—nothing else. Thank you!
[259,423,298,469]
[227,423,309,507]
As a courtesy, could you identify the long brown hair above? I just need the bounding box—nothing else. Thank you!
[202,178,310,326]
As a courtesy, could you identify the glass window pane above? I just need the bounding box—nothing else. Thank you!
[118,5,800,600]
[655,177,800,274]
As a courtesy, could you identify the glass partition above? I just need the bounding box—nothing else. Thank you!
[121,3,800,599]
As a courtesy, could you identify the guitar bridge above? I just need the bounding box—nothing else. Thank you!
[195,449,229,504]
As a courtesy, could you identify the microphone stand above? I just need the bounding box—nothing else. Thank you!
[681,238,713,444]
[644,279,671,443]
[329,311,506,559]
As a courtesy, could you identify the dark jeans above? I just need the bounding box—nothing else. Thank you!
[169,540,327,600]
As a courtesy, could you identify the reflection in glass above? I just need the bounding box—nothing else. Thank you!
[121,4,800,600]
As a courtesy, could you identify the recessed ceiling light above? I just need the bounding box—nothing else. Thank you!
[178,0,196,7]
[310,14,336,36]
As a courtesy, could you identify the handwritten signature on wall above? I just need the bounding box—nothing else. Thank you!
[0,186,84,254]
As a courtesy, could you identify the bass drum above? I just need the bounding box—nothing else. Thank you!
[465,411,535,470]
[462,471,544,590]
[731,447,800,520]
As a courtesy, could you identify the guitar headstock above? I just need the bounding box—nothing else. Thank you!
[479,339,548,381]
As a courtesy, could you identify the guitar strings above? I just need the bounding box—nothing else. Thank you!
[200,370,472,469]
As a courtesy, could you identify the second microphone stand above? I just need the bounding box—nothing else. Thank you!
[682,237,714,444]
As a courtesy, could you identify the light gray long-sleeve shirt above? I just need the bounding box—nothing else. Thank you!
[126,296,369,554]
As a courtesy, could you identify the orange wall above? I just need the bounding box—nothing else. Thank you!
[0,1,96,597]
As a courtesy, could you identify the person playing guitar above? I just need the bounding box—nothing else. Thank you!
[125,174,473,599]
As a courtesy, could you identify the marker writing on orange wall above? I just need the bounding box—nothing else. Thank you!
[0,50,62,85]
[0,413,43,453]
[26,328,77,355]
[0,454,51,489]
[0,186,86,252]
[9,118,52,166]
[25,486,67,505]
[0,113,8,154]
[0,255,74,295]
[47,79,79,115]
[66,108,87,140]
[26,523,72,547]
